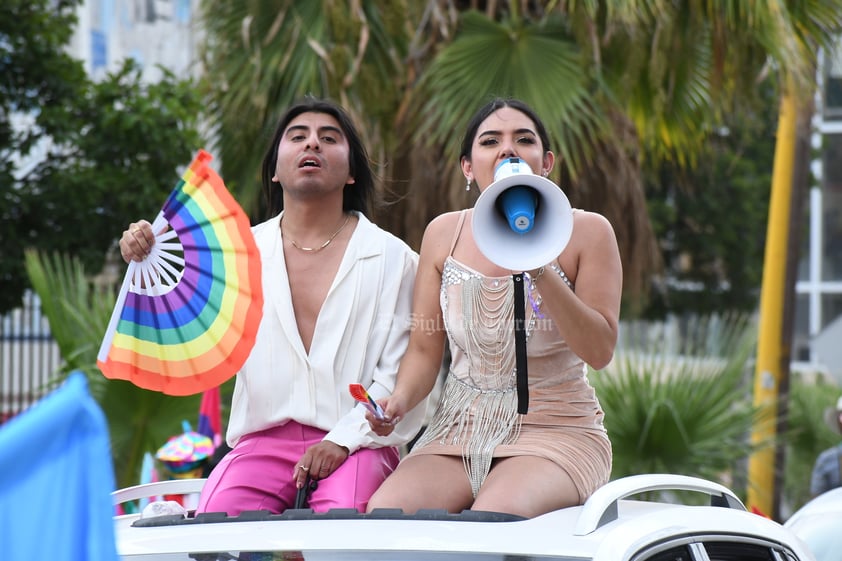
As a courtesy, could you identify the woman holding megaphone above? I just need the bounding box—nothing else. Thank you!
[366,98,622,518]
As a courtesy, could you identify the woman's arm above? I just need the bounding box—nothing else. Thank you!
[536,211,622,369]
[370,214,455,431]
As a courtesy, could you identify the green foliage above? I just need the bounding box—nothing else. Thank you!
[24,249,202,490]
[0,1,84,121]
[405,10,610,178]
[594,314,758,502]
[783,374,842,512]
[642,84,777,318]
[195,0,842,310]
[11,60,203,314]
[1,0,204,315]
[98,378,203,490]
[23,250,115,391]
[198,0,411,219]
[0,0,87,315]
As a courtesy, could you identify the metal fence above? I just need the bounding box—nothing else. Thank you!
[0,290,61,423]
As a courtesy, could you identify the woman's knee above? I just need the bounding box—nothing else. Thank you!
[367,457,474,514]
[472,458,580,517]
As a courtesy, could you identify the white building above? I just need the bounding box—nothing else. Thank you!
[794,36,842,383]
[70,0,201,82]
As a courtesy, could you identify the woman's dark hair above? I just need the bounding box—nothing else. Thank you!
[459,98,552,162]
[260,97,374,219]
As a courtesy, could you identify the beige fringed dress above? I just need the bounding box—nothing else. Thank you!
[407,210,612,503]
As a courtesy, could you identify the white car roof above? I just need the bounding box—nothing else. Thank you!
[785,487,842,561]
[114,474,815,561]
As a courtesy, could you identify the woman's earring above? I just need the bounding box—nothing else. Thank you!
[542,171,549,178]
[465,177,472,191]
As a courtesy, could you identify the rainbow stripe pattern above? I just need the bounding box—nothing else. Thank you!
[97,150,263,396]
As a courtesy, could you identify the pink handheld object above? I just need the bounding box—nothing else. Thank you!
[349,383,385,420]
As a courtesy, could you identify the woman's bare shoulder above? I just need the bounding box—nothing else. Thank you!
[424,210,464,239]
[420,211,465,261]
[563,210,619,267]
[572,209,616,239]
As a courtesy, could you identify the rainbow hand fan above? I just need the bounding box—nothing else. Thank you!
[97,150,263,396]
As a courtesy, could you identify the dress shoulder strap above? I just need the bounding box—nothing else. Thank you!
[448,210,469,257]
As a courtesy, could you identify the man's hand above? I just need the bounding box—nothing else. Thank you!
[293,440,350,488]
[120,220,155,263]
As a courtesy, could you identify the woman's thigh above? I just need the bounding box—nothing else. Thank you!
[472,455,579,518]
[366,454,474,514]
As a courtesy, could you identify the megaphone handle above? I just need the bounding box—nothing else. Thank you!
[512,273,529,414]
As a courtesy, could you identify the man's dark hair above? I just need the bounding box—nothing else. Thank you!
[260,97,374,219]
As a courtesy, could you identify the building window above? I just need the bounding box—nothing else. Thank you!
[794,294,811,362]
[91,29,107,71]
[822,293,842,330]
[825,38,842,120]
[797,192,811,282]
[822,134,842,281]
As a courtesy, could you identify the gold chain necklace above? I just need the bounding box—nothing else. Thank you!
[282,214,351,252]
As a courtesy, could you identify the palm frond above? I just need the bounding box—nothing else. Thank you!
[595,313,758,501]
[100,378,203,489]
[199,1,328,216]
[405,10,611,177]
[783,374,842,511]
[199,0,412,219]
[23,249,115,396]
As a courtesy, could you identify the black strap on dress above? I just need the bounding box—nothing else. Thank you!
[512,272,529,414]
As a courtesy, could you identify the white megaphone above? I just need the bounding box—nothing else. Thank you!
[472,157,573,271]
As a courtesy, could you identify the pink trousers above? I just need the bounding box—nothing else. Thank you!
[196,421,399,515]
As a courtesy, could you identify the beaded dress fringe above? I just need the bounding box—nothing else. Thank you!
[411,375,523,497]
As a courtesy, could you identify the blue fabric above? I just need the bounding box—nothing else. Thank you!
[0,371,118,560]
[810,443,842,497]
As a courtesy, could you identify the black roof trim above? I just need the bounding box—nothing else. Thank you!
[132,508,527,528]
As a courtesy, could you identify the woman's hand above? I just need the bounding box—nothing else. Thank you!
[365,395,406,437]
[119,220,155,263]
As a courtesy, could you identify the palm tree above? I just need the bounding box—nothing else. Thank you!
[595,313,758,501]
[395,0,842,303]
[196,0,417,219]
[391,5,655,297]
[196,1,842,308]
